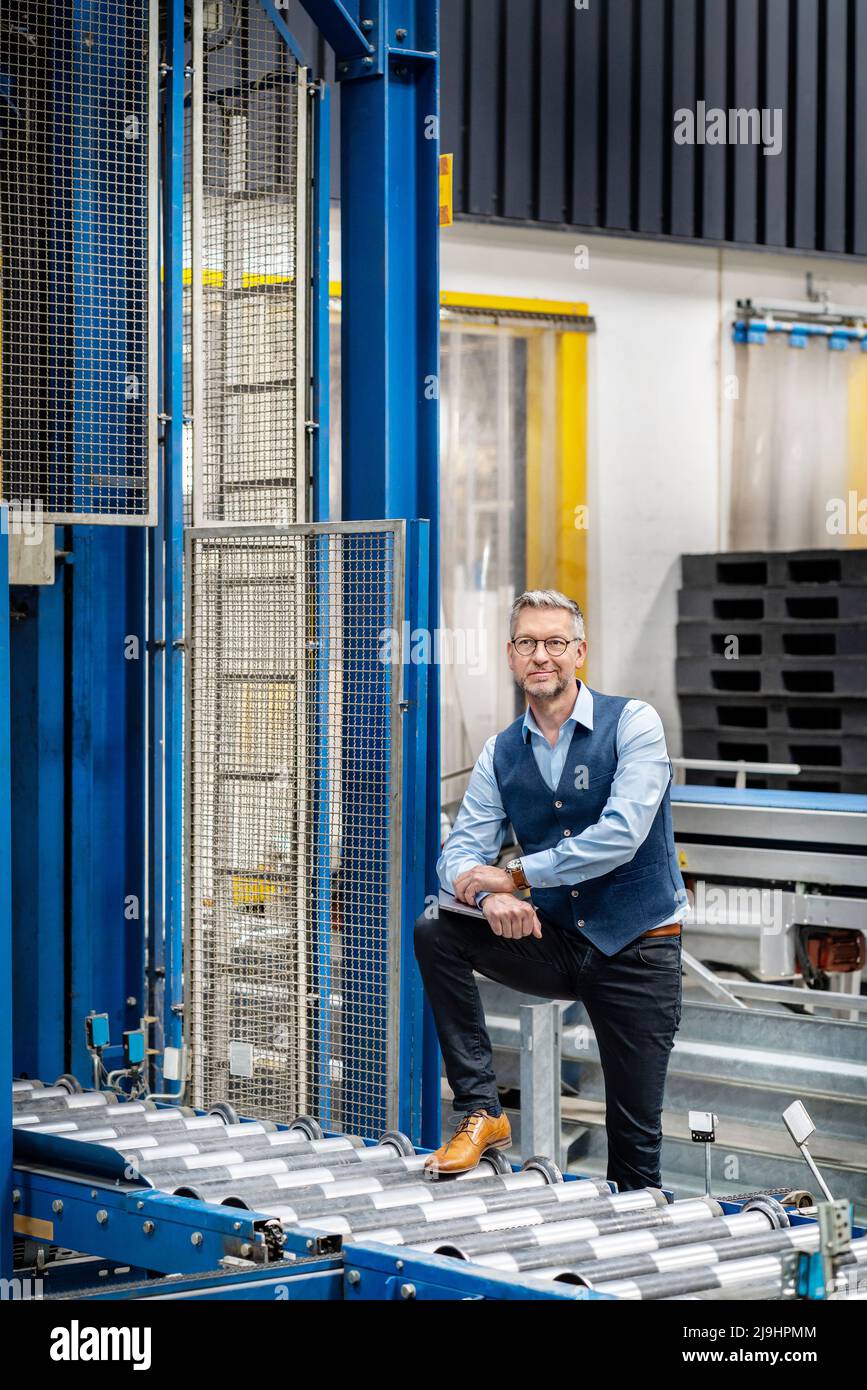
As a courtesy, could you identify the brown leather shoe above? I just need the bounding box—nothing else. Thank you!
[424,1109,512,1177]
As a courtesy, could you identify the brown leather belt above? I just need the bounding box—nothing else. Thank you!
[640,922,682,939]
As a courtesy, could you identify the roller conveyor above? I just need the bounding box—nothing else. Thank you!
[16,1112,232,1138]
[449,1206,793,1274]
[540,1224,827,1287]
[411,1198,727,1259]
[240,1181,661,1240]
[11,1083,864,1301]
[124,1134,381,1177]
[587,1236,867,1301]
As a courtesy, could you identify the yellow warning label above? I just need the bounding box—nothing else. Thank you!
[439,153,454,228]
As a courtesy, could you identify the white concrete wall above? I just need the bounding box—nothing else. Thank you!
[331,207,867,751]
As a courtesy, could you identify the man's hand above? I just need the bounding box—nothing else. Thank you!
[481,893,543,940]
[454,864,514,904]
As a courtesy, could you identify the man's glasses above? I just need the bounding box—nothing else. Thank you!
[512,637,580,657]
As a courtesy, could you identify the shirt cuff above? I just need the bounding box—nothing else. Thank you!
[438,858,481,897]
[520,848,568,890]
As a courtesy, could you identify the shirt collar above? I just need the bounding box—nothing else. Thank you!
[522,680,593,743]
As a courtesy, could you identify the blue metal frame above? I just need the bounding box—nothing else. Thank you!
[0,513,11,1280]
[13,1166,310,1278]
[297,0,375,65]
[3,3,443,1250]
[312,79,332,523]
[6,4,149,1087]
[342,1240,617,1301]
[149,0,187,1093]
[15,1091,857,1300]
[256,0,311,67]
[334,0,442,1147]
[398,521,430,1139]
[57,1259,343,1302]
[312,532,335,1126]
[309,73,333,1119]
[10,569,66,1080]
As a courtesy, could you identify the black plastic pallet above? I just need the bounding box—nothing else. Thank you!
[683,768,867,795]
[682,729,867,771]
[677,620,867,660]
[678,585,867,624]
[677,656,867,698]
[678,694,867,736]
[682,549,867,590]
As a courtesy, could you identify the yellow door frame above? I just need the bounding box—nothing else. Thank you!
[331,283,592,630]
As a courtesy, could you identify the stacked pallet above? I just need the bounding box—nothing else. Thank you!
[676,549,867,793]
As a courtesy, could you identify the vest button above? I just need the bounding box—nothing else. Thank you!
[577,919,585,928]
[554,800,563,809]
[571,890,579,899]
[563,829,572,837]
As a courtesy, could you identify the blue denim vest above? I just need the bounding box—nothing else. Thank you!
[492,688,686,956]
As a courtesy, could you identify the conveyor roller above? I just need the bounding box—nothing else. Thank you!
[12,1081,859,1302]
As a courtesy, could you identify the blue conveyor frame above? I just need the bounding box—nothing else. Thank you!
[14,1104,862,1301]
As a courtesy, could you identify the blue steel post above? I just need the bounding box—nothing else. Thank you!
[147,14,168,1083]
[311,79,331,524]
[0,512,11,1279]
[334,1,441,1145]
[10,572,66,1079]
[400,519,430,1136]
[147,448,165,1079]
[308,44,334,1125]
[158,0,186,1086]
[313,532,334,1127]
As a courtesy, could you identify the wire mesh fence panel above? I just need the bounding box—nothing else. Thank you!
[189,1,309,528]
[187,523,404,1134]
[0,0,157,523]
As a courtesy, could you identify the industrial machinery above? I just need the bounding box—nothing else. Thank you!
[673,786,867,996]
[435,779,867,1212]
[12,1081,867,1301]
[1,0,865,1308]
[0,0,440,1290]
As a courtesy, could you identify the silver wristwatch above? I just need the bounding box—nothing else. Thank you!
[506,858,529,890]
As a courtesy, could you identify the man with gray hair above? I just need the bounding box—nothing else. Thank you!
[415,589,687,1188]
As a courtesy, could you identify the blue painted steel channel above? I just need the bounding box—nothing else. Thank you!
[310,71,334,1124]
[311,78,332,522]
[156,0,187,1087]
[312,530,335,1127]
[0,512,12,1279]
[342,1240,618,1301]
[10,566,66,1079]
[335,0,442,1149]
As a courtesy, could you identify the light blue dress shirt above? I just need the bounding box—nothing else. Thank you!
[437,680,687,927]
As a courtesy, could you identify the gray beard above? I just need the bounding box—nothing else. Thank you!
[517,670,574,702]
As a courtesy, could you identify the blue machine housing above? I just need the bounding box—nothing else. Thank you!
[2,0,443,1284]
